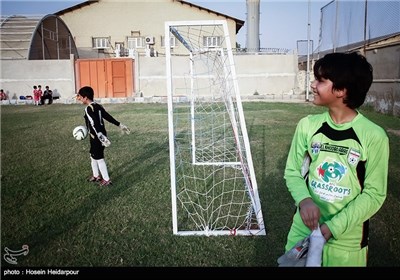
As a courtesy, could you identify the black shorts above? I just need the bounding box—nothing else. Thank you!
[89,135,105,159]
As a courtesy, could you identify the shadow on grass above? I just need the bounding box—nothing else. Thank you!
[7,139,168,267]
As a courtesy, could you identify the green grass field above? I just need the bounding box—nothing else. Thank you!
[1,102,399,268]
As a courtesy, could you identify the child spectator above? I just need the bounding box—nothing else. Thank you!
[0,89,7,101]
[33,85,42,106]
[37,85,43,104]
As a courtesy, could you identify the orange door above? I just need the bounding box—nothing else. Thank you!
[75,58,134,98]
[111,60,126,98]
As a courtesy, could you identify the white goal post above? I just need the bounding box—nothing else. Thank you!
[165,20,265,236]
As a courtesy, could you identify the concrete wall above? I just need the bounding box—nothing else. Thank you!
[0,52,299,102]
[136,53,302,100]
[1,49,399,117]
[0,55,76,102]
[0,53,302,103]
[235,54,299,96]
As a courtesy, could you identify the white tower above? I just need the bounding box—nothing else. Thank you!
[246,0,260,52]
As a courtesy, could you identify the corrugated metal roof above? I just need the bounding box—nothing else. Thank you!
[0,14,79,60]
[0,15,41,60]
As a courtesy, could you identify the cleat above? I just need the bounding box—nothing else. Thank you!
[99,179,112,186]
[88,176,102,182]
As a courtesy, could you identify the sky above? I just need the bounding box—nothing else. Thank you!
[0,0,331,51]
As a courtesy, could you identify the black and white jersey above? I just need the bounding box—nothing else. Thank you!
[84,102,120,138]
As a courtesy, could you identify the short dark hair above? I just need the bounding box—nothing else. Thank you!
[78,86,94,101]
[313,52,373,109]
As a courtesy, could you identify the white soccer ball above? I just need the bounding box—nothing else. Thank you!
[73,125,88,140]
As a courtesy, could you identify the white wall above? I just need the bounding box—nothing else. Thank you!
[0,56,76,102]
[137,53,302,100]
[0,53,303,104]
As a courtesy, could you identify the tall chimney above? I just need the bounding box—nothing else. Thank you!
[246,0,260,52]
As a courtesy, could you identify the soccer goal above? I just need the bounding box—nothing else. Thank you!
[165,20,265,236]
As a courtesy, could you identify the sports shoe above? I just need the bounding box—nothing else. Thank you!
[88,176,102,182]
[99,179,112,186]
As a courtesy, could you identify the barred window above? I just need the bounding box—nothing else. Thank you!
[127,37,145,49]
[92,37,110,49]
[203,36,222,47]
[161,36,177,48]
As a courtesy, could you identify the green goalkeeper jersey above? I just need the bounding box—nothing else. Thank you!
[284,111,389,250]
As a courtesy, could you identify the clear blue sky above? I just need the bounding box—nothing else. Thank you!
[0,0,330,51]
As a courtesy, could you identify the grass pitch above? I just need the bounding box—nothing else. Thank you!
[1,102,399,268]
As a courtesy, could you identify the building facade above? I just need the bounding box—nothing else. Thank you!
[56,0,244,59]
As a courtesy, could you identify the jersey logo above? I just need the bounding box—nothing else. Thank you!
[317,160,347,183]
[319,143,348,155]
[348,149,361,166]
[311,142,321,154]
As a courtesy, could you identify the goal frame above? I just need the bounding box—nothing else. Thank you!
[165,20,265,236]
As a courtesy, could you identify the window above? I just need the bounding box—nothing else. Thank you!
[92,37,110,49]
[203,36,222,48]
[127,37,145,49]
[115,42,124,50]
[161,36,177,48]
[59,36,70,50]
[43,28,57,41]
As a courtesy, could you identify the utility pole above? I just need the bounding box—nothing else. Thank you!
[306,0,311,102]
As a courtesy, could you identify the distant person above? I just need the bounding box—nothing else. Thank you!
[150,46,157,57]
[41,86,53,105]
[33,85,40,106]
[76,86,131,186]
[37,85,43,98]
[280,52,389,266]
[0,89,7,100]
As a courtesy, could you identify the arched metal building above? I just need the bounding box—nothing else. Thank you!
[0,14,78,60]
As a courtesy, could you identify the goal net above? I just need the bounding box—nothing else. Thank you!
[165,20,265,236]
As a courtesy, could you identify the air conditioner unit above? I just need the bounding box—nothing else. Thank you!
[145,36,155,44]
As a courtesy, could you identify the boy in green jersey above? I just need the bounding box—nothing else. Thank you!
[282,52,389,266]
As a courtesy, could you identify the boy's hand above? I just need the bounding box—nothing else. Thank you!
[320,223,332,241]
[97,132,111,147]
[299,198,320,230]
[119,123,131,135]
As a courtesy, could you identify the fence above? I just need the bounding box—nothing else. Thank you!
[318,0,400,52]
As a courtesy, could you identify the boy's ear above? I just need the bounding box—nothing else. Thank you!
[334,88,346,98]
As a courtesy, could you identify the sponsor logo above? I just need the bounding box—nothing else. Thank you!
[310,179,351,202]
[317,160,347,183]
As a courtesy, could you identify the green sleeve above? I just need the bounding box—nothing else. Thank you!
[326,126,389,239]
[284,116,312,206]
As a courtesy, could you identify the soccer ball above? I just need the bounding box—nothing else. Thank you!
[73,125,88,140]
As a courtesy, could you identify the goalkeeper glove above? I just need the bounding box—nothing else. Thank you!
[277,236,309,267]
[97,132,111,147]
[119,123,131,135]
